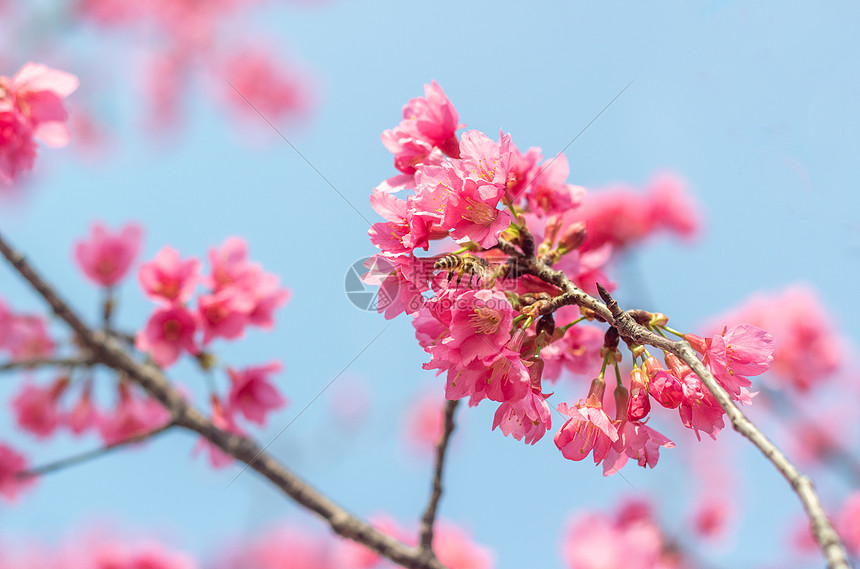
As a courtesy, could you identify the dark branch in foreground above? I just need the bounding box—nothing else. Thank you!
[0,355,97,373]
[496,237,851,569]
[18,422,175,478]
[0,231,449,569]
[419,399,460,556]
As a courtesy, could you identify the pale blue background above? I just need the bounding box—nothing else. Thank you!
[1,1,859,568]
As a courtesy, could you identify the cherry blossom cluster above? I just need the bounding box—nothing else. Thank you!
[0,222,292,501]
[706,285,843,392]
[0,62,78,184]
[0,535,196,569]
[0,5,314,175]
[366,82,774,474]
[561,499,689,569]
[0,517,494,569]
[136,235,290,368]
[74,0,313,132]
[336,518,493,569]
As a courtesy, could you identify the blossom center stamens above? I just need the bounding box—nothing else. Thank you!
[470,305,502,334]
[462,198,497,225]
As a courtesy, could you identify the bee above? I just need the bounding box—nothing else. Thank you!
[434,253,491,288]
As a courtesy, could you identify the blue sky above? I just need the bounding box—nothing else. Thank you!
[1,1,859,568]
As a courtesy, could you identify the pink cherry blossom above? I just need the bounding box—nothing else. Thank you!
[235,524,332,569]
[444,289,513,363]
[221,47,312,124]
[0,103,36,184]
[138,246,200,304]
[837,491,860,554]
[540,323,604,382]
[74,222,143,287]
[707,285,842,392]
[434,521,495,569]
[677,373,726,441]
[368,186,423,255]
[195,397,244,469]
[505,144,542,200]
[0,442,36,502]
[3,313,55,359]
[524,154,585,216]
[98,383,171,445]
[90,539,198,569]
[645,172,700,240]
[203,237,290,332]
[684,324,772,402]
[207,236,256,291]
[445,343,530,406]
[372,255,432,320]
[569,172,699,252]
[7,62,79,147]
[136,305,198,367]
[603,420,675,476]
[602,386,674,476]
[691,494,733,540]
[412,305,448,352]
[227,361,286,426]
[403,390,446,451]
[626,366,650,421]
[561,508,662,569]
[643,356,683,409]
[492,388,552,445]
[11,377,69,438]
[244,272,291,329]
[454,130,512,190]
[198,287,254,343]
[443,177,512,248]
[68,379,99,435]
[381,126,435,174]
[555,381,619,464]
[399,80,460,158]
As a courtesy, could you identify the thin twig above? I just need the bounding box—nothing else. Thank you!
[502,240,851,569]
[0,231,449,569]
[418,399,460,555]
[0,355,97,373]
[17,422,175,478]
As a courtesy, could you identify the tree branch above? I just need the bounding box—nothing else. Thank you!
[18,422,175,478]
[419,399,460,555]
[505,242,850,569]
[0,231,449,569]
[0,355,97,373]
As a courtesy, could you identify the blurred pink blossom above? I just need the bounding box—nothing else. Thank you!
[74,221,143,287]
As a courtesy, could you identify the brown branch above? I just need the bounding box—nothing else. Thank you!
[503,243,850,569]
[0,231,449,569]
[17,422,175,478]
[0,355,97,373]
[418,399,460,556]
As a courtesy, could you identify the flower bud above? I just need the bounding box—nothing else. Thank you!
[627,367,650,421]
[650,371,684,409]
[684,333,709,354]
[526,356,545,391]
[664,352,692,379]
[603,326,619,351]
[536,313,555,340]
[614,384,629,422]
[557,221,587,253]
[585,377,607,407]
[542,214,563,247]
